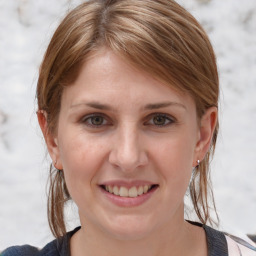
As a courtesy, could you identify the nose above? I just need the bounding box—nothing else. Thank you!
[108,124,148,172]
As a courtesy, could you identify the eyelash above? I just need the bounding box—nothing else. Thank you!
[145,113,175,127]
[81,113,110,128]
[80,113,175,128]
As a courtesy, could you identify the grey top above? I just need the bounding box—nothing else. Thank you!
[2,223,228,256]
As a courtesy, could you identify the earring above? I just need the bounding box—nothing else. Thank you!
[53,160,62,171]
[53,160,58,169]
[197,159,200,166]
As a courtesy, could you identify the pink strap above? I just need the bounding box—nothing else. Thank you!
[225,235,256,256]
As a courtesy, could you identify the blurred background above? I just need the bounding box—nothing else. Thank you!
[0,0,256,249]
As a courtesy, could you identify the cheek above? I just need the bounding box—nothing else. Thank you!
[153,133,196,186]
[57,131,108,194]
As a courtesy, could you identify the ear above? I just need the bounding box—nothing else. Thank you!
[193,107,218,166]
[37,110,63,170]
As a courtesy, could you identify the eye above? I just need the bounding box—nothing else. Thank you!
[82,114,109,127]
[146,113,175,127]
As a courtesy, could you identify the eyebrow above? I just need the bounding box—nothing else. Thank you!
[70,102,112,110]
[70,101,186,111]
[144,102,187,110]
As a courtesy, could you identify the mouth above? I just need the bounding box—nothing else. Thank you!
[100,184,158,198]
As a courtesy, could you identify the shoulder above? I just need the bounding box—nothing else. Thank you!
[225,233,256,256]
[1,227,80,256]
[1,240,59,256]
[190,221,256,256]
[204,224,256,256]
[1,245,40,256]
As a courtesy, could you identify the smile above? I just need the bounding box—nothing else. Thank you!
[101,185,157,198]
[99,182,159,207]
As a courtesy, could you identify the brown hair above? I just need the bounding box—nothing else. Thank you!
[37,0,219,238]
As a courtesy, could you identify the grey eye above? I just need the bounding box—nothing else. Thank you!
[89,116,104,126]
[153,115,168,126]
[149,114,174,126]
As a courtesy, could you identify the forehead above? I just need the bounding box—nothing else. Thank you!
[61,48,195,111]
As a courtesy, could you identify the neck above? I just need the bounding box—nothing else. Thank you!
[70,217,206,256]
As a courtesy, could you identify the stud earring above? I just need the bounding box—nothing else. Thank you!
[53,160,58,169]
[54,160,63,171]
[197,159,200,166]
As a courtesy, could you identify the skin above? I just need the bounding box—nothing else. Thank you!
[38,48,217,256]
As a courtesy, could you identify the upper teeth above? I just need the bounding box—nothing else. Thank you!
[104,185,152,197]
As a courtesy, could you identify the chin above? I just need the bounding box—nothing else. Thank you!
[102,215,155,241]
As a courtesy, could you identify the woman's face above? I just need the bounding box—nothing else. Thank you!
[47,48,214,240]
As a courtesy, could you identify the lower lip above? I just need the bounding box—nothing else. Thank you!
[100,186,158,207]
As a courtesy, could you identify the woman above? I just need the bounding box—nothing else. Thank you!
[2,0,256,255]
